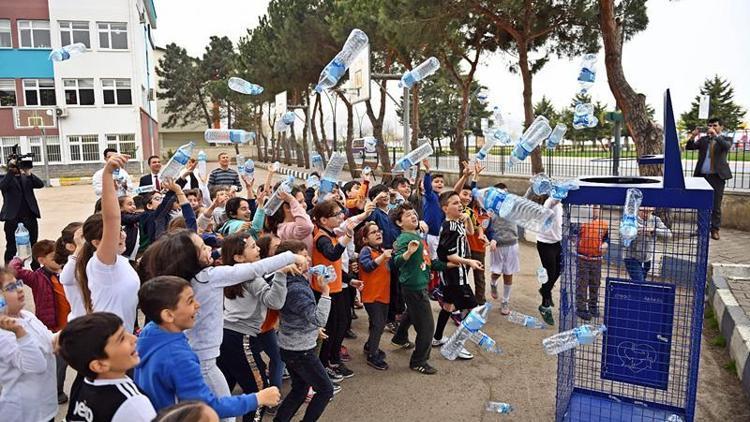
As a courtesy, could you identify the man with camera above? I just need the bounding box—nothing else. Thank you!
[0,147,44,266]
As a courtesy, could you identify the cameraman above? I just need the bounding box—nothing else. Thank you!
[0,154,44,267]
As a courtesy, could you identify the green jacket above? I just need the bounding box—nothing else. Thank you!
[393,231,447,292]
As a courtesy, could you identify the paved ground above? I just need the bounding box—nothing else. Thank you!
[2,166,749,421]
[708,229,750,316]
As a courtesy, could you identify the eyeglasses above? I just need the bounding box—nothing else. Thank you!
[368,229,383,235]
[2,279,24,293]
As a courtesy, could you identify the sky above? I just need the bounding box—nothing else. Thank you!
[155,0,750,136]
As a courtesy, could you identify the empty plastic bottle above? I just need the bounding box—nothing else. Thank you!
[537,266,549,286]
[282,111,296,126]
[665,415,684,422]
[531,173,554,196]
[486,402,513,415]
[399,57,440,89]
[547,123,567,150]
[197,150,207,177]
[572,103,597,129]
[543,323,607,355]
[491,128,513,146]
[49,42,87,62]
[204,129,255,144]
[315,29,369,93]
[236,154,246,176]
[393,143,434,172]
[620,188,643,247]
[306,175,321,190]
[481,118,490,136]
[243,159,255,179]
[310,153,325,173]
[577,53,597,95]
[479,187,555,234]
[227,77,264,95]
[405,165,419,182]
[476,136,501,161]
[441,303,492,361]
[550,180,579,201]
[508,116,552,168]
[507,310,547,329]
[361,166,372,177]
[469,330,502,354]
[263,176,295,216]
[476,89,489,104]
[269,161,280,172]
[161,141,195,182]
[319,152,346,195]
[309,264,337,283]
[15,223,31,258]
[133,185,155,195]
[492,106,504,127]
[363,136,378,153]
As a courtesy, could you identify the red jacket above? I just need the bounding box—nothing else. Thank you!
[9,257,58,331]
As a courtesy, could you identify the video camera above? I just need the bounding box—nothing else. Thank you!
[7,145,34,171]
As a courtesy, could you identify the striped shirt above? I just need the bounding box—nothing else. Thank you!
[208,167,242,191]
[438,219,470,286]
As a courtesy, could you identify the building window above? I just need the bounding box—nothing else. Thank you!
[18,20,51,49]
[0,137,20,163]
[59,21,90,48]
[63,78,95,105]
[68,134,99,162]
[105,133,137,157]
[102,78,131,105]
[97,22,127,49]
[28,136,61,164]
[23,79,56,106]
[0,20,11,48]
[0,79,16,106]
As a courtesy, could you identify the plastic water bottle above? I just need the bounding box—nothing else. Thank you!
[319,152,346,195]
[236,154,246,176]
[475,136,501,161]
[543,323,607,355]
[399,56,440,89]
[361,166,372,177]
[161,141,194,182]
[310,152,325,173]
[393,143,434,171]
[315,29,369,93]
[197,150,207,178]
[491,128,513,146]
[537,266,549,286]
[263,176,295,216]
[547,123,567,150]
[492,106,504,127]
[309,264,336,283]
[476,89,489,104]
[577,53,597,95]
[228,77,264,95]
[479,188,555,234]
[204,129,255,144]
[469,330,502,354]
[507,116,552,168]
[486,402,513,414]
[531,173,554,196]
[481,118,490,136]
[306,175,320,190]
[243,159,255,179]
[49,42,87,61]
[440,303,492,361]
[282,111,296,126]
[271,161,281,172]
[620,188,643,247]
[133,185,155,195]
[666,415,684,422]
[15,223,31,258]
[507,310,547,329]
[363,136,378,153]
[550,179,579,201]
[573,103,598,129]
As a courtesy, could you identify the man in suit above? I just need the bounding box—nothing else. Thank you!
[686,117,733,240]
[140,155,162,190]
[0,155,44,266]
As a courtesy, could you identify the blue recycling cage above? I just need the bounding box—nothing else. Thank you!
[555,90,712,422]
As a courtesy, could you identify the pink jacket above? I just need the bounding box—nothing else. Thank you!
[276,199,314,251]
[9,257,58,331]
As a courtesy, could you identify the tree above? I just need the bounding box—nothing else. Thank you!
[680,75,746,131]
[533,95,560,127]
[156,43,212,129]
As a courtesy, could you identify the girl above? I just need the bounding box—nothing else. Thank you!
[253,234,286,391]
[0,268,57,420]
[357,222,392,370]
[267,187,314,250]
[217,233,298,421]
[120,195,141,262]
[218,197,264,238]
[60,223,85,321]
[137,228,305,411]
[537,195,563,326]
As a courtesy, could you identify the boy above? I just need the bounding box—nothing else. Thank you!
[391,176,423,219]
[488,183,520,315]
[390,203,447,375]
[367,184,402,332]
[209,185,231,228]
[135,276,280,418]
[60,312,156,421]
[433,191,483,357]
[184,188,204,215]
[343,180,368,216]
[576,205,609,321]
[623,207,672,283]
[421,160,444,259]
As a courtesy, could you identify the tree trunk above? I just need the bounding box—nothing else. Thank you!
[411,85,421,150]
[254,104,266,161]
[518,45,545,174]
[337,91,358,178]
[318,97,331,158]
[452,85,470,172]
[599,0,663,177]
[310,93,326,161]
[301,102,311,168]
[365,90,393,181]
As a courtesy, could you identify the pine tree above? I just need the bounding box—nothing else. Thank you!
[680,75,746,131]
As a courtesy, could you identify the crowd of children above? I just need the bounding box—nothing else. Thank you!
[0,152,620,422]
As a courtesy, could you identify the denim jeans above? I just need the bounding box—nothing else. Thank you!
[217,329,260,422]
[274,348,334,422]
[363,302,388,359]
[200,357,233,422]
[392,289,434,368]
[624,258,651,283]
[250,329,285,389]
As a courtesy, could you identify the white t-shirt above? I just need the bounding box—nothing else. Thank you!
[537,198,563,244]
[61,255,86,321]
[68,377,156,422]
[87,254,140,333]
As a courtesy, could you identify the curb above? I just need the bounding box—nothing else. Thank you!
[708,263,750,396]
[50,176,93,187]
[254,162,313,181]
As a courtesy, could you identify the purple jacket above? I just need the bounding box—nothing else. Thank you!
[9,257,59,331]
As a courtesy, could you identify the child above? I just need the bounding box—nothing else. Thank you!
[343,180,368,216]
[390,203,448,375]
[433,191,483,359]
[60,223,86,321]
[135,276,280,417]
[367,184,402,331]
[218,197,263,237]
[185,188,204,215]
[357,222,392,370]
[0,267,57,421]
[421,160,445,258]
[623,207,672,283]
[454,162,488,305]
[488,183,520,315]
[275,239,335,422]
[209,185,231,228]
[537,195,563,326]
[154,401,220,422]
[267,187,315,250]
[59,312,156,421]
[120,194,141,261]
[576,205,609,321]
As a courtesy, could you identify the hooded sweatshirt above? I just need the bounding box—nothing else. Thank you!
[278,274,331,351]
[224,271,287,337]
[135,322,258,417]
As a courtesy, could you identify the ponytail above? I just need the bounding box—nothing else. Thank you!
[77,214,105,314]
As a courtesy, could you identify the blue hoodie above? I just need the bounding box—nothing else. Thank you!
[135,321,258,418]
[422,172,444,236]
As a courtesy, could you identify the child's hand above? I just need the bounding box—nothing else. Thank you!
[441,302,455,312]
[344,219,357,237]
[473,160,486,176]
[349,279,364,291]
[407,240,420,254]
[382,249,393,260]
[280,264,301,276]
[293,254,309,272]
[489,239,497,251]
[240,221,252,232]
[315,275,331,296]
[363,201,376,217]
[467,259,484,270]
[17,253,31,263]
[242,174,255,188]
[461,161,472,177]
[458,212,469,223]
[422,158,430,171]
[418,220,429,233]
[162,178,182,193]
[318,327,329,340]
[104,154,130,173]
[278,191,293,203]
[256,386,281,407]
[0,316,26,338]
[73,227,85,249]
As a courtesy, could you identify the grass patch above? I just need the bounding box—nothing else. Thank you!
[724,360,737,374]
[710,335,727,347]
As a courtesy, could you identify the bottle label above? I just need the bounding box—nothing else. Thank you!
[173,150,190,165]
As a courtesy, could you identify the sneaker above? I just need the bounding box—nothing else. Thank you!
[450,312,462,327]
[391,339,414,349]
[354,299,364,309]
[410,363,438,375]
[57,392,68,404]
[282,368,290,380]
[385,322,398,334]
[340,345,351,362]
[576,309,592,322]
[432,337,449,347]
[589,306,600,318]
[539,305,555,326]
[332,363,354,379]
[325,366,344,383]
[306,385,342,402]
[457,347,474,360]
[363,344,387,360]
[500,301,510,316]
[345,329,357,339]
[264,405,278,415]
[367,355,389,370]
[490,282,499,300]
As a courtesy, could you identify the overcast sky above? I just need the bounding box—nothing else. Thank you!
[155,0,750,135]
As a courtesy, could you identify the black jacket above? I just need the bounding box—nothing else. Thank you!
[0,172,44,220]
[686,135,733,180]
[140,173,199,190]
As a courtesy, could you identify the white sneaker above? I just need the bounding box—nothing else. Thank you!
[432,337,449,347]
[457,347,474,360]
[501,301,510,315]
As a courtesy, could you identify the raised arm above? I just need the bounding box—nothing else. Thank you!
[97,155,128,265]
[0,317,48,374]
[201,251,300,288]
